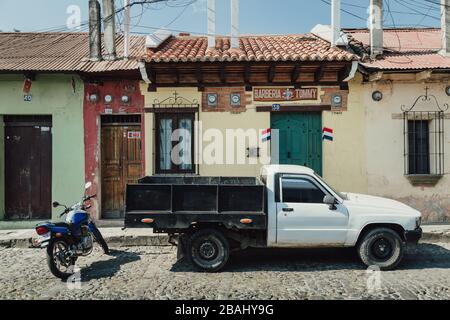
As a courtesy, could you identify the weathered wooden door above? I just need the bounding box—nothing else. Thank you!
[4,116,52,220]
[271,113,322,175]
[101,118,142,219]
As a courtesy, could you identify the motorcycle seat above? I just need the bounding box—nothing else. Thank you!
[54,222,71,229]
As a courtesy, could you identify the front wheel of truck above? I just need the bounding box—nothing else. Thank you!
[357,228,404,271]
[186,229,230,272]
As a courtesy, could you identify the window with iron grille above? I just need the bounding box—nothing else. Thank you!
[404,112,445,176]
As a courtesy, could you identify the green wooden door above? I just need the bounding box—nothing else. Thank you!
[271,113,323,175]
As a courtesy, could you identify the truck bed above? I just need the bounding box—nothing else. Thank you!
[124,176,267,232]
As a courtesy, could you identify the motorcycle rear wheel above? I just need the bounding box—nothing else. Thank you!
[46,239,77,280]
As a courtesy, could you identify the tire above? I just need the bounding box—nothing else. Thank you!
[91,226,109,254]
[357,228,404,271]
[186,229,230,273]
[46,239,77,280]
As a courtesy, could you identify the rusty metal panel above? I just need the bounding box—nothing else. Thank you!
[0,33,145,72]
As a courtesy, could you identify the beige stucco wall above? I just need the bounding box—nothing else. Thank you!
[141,85,357,179]
[323,75,368,193]
[357,76,450,222]
[141,86,270,177]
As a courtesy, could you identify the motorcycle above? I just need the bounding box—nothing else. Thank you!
[34,182,109,280]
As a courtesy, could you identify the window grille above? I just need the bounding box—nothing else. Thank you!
[402,88,448,177]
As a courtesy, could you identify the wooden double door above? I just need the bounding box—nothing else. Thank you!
[4,116,52,220]
[271,112,323,175]
[101,116,143,219]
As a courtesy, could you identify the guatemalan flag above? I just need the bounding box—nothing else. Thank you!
[322,127,334,141]
[262,129,271,142]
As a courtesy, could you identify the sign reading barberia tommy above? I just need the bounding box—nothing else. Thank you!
[253,88,318,102]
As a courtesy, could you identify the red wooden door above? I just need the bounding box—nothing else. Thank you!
[4,116,52,220]
[101,120,142,219]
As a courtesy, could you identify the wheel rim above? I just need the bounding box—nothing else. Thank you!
[191,235,225,269]
[371,237,393,261]
[53,241,73,273]
[199,241,218,260]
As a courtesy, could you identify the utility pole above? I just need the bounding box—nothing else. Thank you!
[331,0,341,47]
[370,0,383,58]
[124,0,131,60]
[231,0,239,48]
[207,0,216,48]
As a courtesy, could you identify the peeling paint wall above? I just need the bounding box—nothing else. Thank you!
[0,74,84,226]
[0,115,4,220]
[355,75,450,223]
[84,80,145,220]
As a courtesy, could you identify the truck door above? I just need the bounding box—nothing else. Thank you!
[276,175,349,246]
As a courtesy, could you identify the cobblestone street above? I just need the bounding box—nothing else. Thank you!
[1,242,450,300]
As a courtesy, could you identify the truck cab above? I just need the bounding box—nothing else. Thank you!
[125,165,423,272]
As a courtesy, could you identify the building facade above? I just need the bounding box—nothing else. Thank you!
[140,34,356,184]
[343,28,450,223]
[0,32,145,227]
[0,74,85,229]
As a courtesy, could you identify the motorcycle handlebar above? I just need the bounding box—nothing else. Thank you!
[58,194,96,217]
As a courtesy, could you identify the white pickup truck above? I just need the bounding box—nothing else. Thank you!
[125,165,423,272]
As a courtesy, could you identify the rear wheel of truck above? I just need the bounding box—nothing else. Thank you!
[357,228,404,271]
[186,229,230,273]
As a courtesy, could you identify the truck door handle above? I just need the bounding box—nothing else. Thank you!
[282,208,294,212]
[287,152,291,159]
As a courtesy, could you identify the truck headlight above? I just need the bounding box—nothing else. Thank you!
[415,217,422,229]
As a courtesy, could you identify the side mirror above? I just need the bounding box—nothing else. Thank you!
[52,201,60,208]
[323,195,338,211]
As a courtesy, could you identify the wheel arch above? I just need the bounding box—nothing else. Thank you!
[356,223,406,244]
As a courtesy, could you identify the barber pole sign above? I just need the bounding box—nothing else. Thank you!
[262,129,271,142]
[323,127,334,141]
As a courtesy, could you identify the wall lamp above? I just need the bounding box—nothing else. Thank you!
[88,93,99,103]
[121,95,131,103]
[445,86,450,96]
[372,91,383,102]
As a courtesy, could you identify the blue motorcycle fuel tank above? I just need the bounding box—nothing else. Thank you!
[66,210,89,226]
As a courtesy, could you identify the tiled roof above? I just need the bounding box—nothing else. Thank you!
[145,34,357,63]
[0,32,145,73]
[345,28,450,71]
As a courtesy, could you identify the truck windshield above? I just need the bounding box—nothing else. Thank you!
[314,174,348,200]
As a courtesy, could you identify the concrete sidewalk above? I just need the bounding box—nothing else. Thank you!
[0,225,449,249]
[0,227,171,249]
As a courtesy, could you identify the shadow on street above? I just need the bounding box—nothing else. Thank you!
[80,249,141,281]
[170,242,450,273]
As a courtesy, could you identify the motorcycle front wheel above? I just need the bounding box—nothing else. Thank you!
[46,239,77,280]
[91,226,109,254]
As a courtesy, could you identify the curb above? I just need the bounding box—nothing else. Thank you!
[421,232,450,243]
[0,234,172,249]
[1,232,449,249]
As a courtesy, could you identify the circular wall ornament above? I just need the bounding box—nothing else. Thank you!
[230,93,241,106]
[372,91,383,102]
[207,93,218,107]
[104,94,113,104]
[121,95,130,103]
[89,94,99,103]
